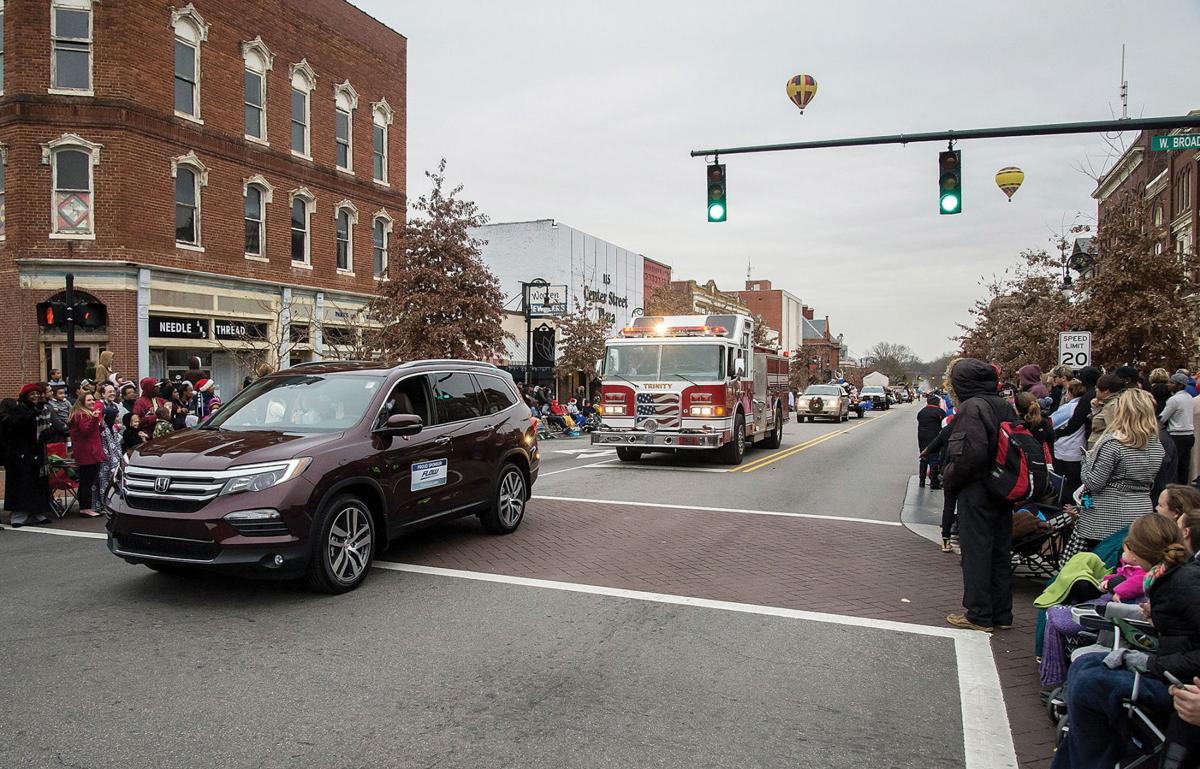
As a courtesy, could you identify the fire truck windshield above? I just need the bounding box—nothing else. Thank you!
[604,344,725,382]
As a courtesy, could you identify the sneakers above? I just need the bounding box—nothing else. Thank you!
[941,539,954,553]
[919,478,926,488]
[946,614,993,632]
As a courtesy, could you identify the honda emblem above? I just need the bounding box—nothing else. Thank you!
[154,477,171,493]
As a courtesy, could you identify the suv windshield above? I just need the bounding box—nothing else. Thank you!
[604,344,724,381]
[803,385,841,396]
[205,373,386,433]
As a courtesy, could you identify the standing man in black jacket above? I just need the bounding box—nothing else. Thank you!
[916,394,947,488]
[941,358,1019,632]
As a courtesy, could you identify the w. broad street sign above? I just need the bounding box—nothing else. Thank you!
[1152,134,1200,152]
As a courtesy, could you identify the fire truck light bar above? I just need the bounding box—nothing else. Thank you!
[619,325,728,338]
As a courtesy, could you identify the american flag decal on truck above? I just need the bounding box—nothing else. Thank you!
[636,392,681,428]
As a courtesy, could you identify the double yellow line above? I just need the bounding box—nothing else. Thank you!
[733,412,890,473]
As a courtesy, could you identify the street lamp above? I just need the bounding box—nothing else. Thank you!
[523,277,549,386]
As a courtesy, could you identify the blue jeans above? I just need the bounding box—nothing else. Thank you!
[1051,653,1171,769]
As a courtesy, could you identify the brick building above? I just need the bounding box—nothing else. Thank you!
[732,279,805,354]
[0,0,406,397]
[642,255,671,306]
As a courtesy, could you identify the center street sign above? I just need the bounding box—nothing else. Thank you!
[1059,331,1092,368]
[1152,134,1200,151]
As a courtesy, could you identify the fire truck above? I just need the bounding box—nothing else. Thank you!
[590,314,788,465]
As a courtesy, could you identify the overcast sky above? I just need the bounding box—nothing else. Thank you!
[357,0,1199,361]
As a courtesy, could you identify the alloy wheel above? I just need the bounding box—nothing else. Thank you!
[327,505,373,584]
[498,470,526,528]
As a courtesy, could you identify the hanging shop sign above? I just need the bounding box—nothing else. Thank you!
[531,323,556,367]
[213,319,268,341]
[149,315,209,339]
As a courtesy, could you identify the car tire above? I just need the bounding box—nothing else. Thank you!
[806,416,814,423]
[480,463,527,535]
[616,447,643,462]
[304,494,375,594]
[758,407,783,449]
[719,412,746,465]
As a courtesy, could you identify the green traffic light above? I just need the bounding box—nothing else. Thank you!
[940,194,960,213]
[708,203,726,221]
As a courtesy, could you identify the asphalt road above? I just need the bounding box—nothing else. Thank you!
[1,532,966,769]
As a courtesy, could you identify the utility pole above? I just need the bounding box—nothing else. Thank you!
[64,273,76,390]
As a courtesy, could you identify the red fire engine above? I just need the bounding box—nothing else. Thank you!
[590,314,788,465]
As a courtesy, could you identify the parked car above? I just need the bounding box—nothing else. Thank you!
[860,386,890,410]
[107,361,539,593]
[797,384,850,422]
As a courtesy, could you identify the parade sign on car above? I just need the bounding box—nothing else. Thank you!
[1058,331,1092,367]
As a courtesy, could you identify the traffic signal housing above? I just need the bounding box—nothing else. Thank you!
[37,301,69,328]
[75,301,107,328]
[939,150,962,215]
[707,163,727,222]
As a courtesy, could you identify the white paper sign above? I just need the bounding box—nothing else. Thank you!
[411,459,448,492]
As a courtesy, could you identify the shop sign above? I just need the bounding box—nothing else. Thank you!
[582,285,630,309]
[531,323,556,367]
[214,320,268,341]
[526,284,568,317]
[149,315,209,339]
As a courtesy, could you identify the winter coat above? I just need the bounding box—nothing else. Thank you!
[941,358,1018,494]
[1151,382,1172,415]
[68,405,104,466]
[47,398,71,438]
[1054,366,1101,441]
[1025,416,1056,460]
[1,401,49,515]
[1078,432,1164,541]
[1018,364,1050,399]
[916,404,946,449]
[132,377,162,433]
[1145,563,1200,681]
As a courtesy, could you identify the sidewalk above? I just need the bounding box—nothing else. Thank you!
[902,476,1054,767]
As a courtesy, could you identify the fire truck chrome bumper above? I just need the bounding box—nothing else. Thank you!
[591,430,723,448]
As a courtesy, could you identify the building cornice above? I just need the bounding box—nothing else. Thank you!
[1093,145,1144,202]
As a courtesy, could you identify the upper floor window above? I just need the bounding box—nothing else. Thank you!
[171,151,208,248]
[289,60,316,159]
[242,175,273,259]
[371,100,393,185]
[334,200,357,273]
[334,81,358,172]
[0,143,7,240]
[42,133,102,238]
[171,6,208,120]
[242,38,273,143]
[51,0,93,93]
[289,187,315,265]
[372,211,392,278]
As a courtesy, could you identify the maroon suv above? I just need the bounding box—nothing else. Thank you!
[107,360,539,593]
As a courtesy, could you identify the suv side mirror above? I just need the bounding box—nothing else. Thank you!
[375,413,423,438]
[735,357,746,377]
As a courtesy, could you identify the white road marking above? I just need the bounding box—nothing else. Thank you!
[538,458,620,476]
[532,495,903,526]
[9,525,1015,769]
[374,562,1016,769]
[595,464,731,474]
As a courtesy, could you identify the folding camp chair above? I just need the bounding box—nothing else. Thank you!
[1012,471,1074,579]
[45,441,78,519]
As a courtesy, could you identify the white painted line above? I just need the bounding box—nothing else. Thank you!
[12,525,1015,768]
[375,562,1016,769]
[538,458,620,477]
[4,525,107,539]
[596,464,731,474]
[532,495,903,526]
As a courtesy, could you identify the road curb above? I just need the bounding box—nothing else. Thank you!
[900,474,946,545]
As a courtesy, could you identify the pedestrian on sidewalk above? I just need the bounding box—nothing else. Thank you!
[1016,392,1055,458]
[923,414,958,552]
[1018,363,1050,400]
[3,384,52,528]
[940,357,1017,632]
[916,393,946,488]
[68,391,104,518]
[1051,380,1088,499]
[1047,365,1073,413]
[1160,372,1195,485]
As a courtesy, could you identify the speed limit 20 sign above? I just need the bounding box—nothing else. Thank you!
[1059,332,1092,368]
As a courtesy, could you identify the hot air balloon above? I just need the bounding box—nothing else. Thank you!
[995,167,1024,202]
[786,74,818,114]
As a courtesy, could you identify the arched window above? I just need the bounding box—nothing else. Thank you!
[242,37,273,142]
[171,151,208,248]
[243,175,273,258]
[42,133,102,238]
[372,210,393,278]
[334,80,358,172]
[289,60,316,158]
[171,4,209,120]
[289,187,315,265]
[334,200,358,273]
[372,99,393,184]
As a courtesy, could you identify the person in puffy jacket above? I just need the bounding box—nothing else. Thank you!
[941,357,1019,632]
[67,391,104,518]
[1018,363,1050,400]
[916,393,946,488]
[132,376,162,433]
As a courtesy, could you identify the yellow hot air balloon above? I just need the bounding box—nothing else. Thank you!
[786,74,818,114]
[995,167,1024,202]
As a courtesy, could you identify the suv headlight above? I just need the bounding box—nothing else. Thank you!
[219,458,311,496]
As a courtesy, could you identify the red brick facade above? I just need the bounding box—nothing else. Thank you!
[642,256,671,305]
[0,0,406,394]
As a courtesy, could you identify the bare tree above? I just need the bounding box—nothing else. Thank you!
[555,299,612,382]
[645,282,694,316]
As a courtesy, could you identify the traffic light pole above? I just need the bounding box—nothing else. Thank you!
[64,273,77,391]
[690,114,1200,158]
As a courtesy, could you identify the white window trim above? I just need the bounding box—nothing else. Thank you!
[0,140,7,241]
[171,151,208,248]
[171,4,208,124]
[243,174,274,260]
[41,132,102,240]
[372,209,394,280]
[289,186,315,267]
[289,59,316,160]
[0,1,7,97]
[49,0,96,97]
[334,80,359,174]
[334,199,358,275]
[242,37,273,145]
[371,99,393,186]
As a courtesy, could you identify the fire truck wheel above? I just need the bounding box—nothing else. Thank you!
[758,407,783,449]
[720,413,746,465]
[615,447,643,462]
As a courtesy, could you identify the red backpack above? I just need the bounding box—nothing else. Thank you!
[986,407,1053,503]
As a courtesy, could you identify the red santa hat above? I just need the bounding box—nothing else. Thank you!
[19,383,41,399]
[196,378,215,393]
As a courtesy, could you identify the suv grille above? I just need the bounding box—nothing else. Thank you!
[114,532,218,562]
[123,466,225,508]
[228,520,291,538]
